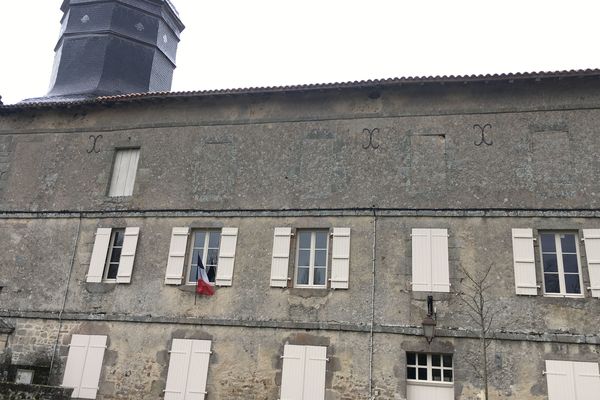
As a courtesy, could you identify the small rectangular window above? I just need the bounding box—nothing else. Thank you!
[186,229,221,284]
[15,369,34,384]
[109,148,140,197]
[406,352,453,383]
[539,232,583,296]
[295,230,329,288]
[103,229,125,281]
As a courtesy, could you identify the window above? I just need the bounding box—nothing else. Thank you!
[108,148,140,197]
[407,353,453,383]
[164,339,211,400]
[411,228,450,292]
[280,345,327,400]
[295,230,329,288]
[186,230,220,284]
[86,227,140,284]
[540,232,583,295]
[61,335,107,399]
[15,369,34,384]
[545,360,600,399]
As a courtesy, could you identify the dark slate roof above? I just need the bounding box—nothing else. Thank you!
[2,69,600,111]
[0,319,13,334]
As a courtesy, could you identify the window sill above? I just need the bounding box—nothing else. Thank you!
[177,284,217,293]
[542,293,585,299]
[84,282,117,294]
[407,380,453,388]
[287,287,330,298]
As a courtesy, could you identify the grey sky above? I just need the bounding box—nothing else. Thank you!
[1,0,599,104]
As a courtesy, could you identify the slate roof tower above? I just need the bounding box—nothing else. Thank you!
[46,0,184,99]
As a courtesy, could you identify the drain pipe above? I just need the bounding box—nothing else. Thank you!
[49,213,82,378]
[368,206,378,399]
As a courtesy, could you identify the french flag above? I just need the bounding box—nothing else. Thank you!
[196,253,215,296]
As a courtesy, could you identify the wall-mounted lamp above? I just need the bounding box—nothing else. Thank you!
[421,295,437,344]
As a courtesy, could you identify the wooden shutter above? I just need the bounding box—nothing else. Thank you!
[165,227,190,285]
[62,335,107,400]
[511,228,538,295]
[545,360,574,400]
[573,361,600,399]
[411,229,432,291]
[271,227,292,287]
[116,227,139,283]
[87,228,112,283]
[430,229,450,292]
[330,228,351,289]
[583,229,600,298]
[303,346,327,400]
[280,345,305,400]
[109,149,140,197]
[215,227,238,286]
[165,339,211,400]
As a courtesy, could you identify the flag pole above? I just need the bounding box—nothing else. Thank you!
[194,263,199,305]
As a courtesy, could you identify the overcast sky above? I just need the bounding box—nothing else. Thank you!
[1,0,599,104]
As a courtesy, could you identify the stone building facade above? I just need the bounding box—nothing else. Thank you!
[1,1,600,400]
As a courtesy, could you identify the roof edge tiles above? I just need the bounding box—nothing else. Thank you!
[2,68,600,110]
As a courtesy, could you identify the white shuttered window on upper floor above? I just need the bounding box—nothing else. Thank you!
[280,344,327,400]
[411,228,450,292]
[545,360,600,400]
[109,148,140,197]
[164,339,212,400]
[61,334,107,399]
[86,227,140,284]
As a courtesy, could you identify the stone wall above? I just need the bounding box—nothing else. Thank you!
[0,383,72,400]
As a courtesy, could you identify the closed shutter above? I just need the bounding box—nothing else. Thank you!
[303,346,327,400]
[109,148,140,197]
[87,228,112,283]
[330,228,351,289]
[165,339,211,400]
[574,361,600,399]
[511,228,538,295]
[165,227,190,285]
[430,229,450,292]
[280,345,306,400]
[583,229,600,298]
[271,228,292,287]
[116,227,139,283]
[545,360,575,400]
[215,228,238,286]
[62,334,107,399]
[411,229,432,292]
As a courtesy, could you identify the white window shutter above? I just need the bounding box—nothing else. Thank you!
[87,228,112,283]
[430,229,450,292]
[330,228,351,289]
[271,227,292,287]
[411,229,432,292]
[545,360,575,400]
[215,228,238,286]
[303,346,327,400]
[511,228,538,295]
[573,361,600,398]
[165,339,191,400]
[109,149,140,197]
[583,229,600,298]
[116,227,139,283]
[62,335,107,400]
[280,345,306,400]
[165,227,190,285]
[185,340,212,400]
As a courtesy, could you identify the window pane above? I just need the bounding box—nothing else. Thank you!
[560,234,576,253]
[113,230,124,246]
[191,249,202,265]
[418,368,427,380]
[207,249,219,266]
[313,268,326,285]
[542,254,558,272]
[443,370,453,382]
[297,268,309,285]
[565,274,581,294]
[315,250,327,267]
[106,263,119,279]
[443,355,452,367]
[417,354,427,365]
[562,254,579,273]
[431,354,441,366]
[208,231,220,248]
[298,250,310,266]
[315,232,328,249]
[407,353,416,365]
[110,248,121,263]
[194,231,206,248]
[432,368,441,381]
[540,234,556,252]
[544,274,560,293]
[206,265,216,283]
[407,367,416,380]
[299,232,311,248]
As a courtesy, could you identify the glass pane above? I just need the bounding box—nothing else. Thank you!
[560,234,576,253]
[207,249,219,266]
[407,367,416,380]
[206,265,216,283]
[562,254,579,273]
[418,368,427,380]
[443,355,452,367]
[188,266,198,282]
[432,368,441,381]
[417,354,427,365]
[315,231,328,249]
[110,248,121,263]
[443,370,453,382]
[113,230,124,246]
[565,274,581,294]
[208,231,220,248]
[298,250,310,266]
[106,263,119,279]
[407,353,416,365]
[194,231,206,248]
[544,274,560,293]
[431,354,441,366]
[191,249,202,266]
[297,268,309,285]
[314,268,326,285]
[542,254,558,272]
[299,232,311,248]
[315,250,327,267]
[540,234,556,252]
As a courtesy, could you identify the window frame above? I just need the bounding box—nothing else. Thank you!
[102,228,125,282]
[406,352,453,384]
[294,229,330,289]
[538,231,585,297]
[185,229,221,285]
